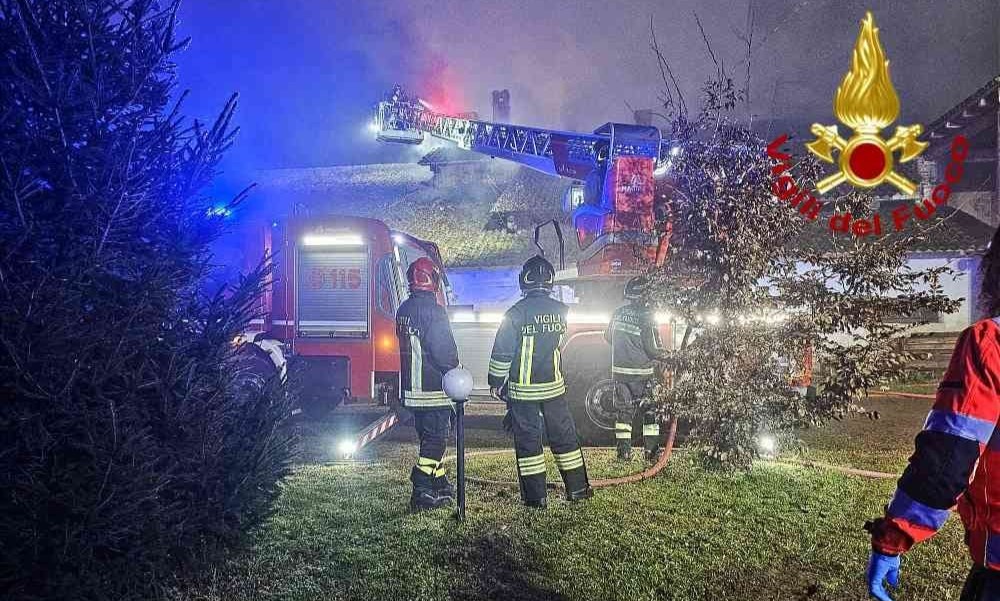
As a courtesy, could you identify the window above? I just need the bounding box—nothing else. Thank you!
[563,184,585,213]
[375,254,401,317]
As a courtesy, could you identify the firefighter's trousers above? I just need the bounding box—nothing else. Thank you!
[410,407,451,488]
[509,395,589,503]
[613,377,661,453]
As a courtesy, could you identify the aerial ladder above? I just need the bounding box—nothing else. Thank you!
[374,85,677,274]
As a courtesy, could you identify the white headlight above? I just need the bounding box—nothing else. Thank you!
[337,439,358,456]
[758,434,777,455]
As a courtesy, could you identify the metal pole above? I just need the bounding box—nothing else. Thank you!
[455,399,466,521]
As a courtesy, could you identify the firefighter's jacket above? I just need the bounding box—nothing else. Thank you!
[396,290,460,409]
[870,318,1000,569]
[604,302,663,378]
[488,290,568,402]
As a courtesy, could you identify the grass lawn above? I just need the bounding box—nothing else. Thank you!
[173,393,973,601]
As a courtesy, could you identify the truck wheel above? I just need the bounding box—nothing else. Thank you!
[566,378,617,446]
[232,343,280,404]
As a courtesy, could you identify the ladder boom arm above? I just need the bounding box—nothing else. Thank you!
[374,86,662,180]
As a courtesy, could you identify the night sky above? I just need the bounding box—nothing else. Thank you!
[174,0,998,178]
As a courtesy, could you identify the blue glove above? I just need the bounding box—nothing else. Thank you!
[866,551,900,601]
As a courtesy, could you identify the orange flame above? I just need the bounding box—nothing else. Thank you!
[833,12,899,133]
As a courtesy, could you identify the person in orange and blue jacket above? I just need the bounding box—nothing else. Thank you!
[866,226,1000,601]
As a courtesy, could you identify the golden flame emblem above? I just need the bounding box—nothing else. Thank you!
[806,12,927,194]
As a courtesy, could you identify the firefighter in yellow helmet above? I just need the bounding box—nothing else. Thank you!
[605,275,664,462]
[488,255,592,507]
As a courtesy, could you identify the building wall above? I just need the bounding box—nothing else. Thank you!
[908,254,980,333]
[446,266,521,311]
[447,265,577,312]
[448,255,981,331]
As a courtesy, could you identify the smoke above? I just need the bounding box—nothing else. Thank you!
[175,0,998,172]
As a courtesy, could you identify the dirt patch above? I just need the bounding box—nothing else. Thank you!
[448,533,566,601]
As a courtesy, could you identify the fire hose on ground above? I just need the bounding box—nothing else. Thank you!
[435,373,921,518]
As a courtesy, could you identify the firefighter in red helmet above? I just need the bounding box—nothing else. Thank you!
[396,257,460,512]
[488,255,592,507]
[866,225,1000,601]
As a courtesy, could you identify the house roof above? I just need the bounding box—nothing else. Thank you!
[417,146,491,167]
[491,168,572,215]
[253,161,569,267]
[794,201,994,256]
[924,75,999,158]
[253,163,431,215]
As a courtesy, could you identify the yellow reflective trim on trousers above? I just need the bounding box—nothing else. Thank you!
[553,449,583,462]
[411,335,423,391]
[643,424,660,436]
[557,459,584,471]
[553,449,584,471]
[517,454,546,476]
[416,457,439,475]
[615,422,632,439]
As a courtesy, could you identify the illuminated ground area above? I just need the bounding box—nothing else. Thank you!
[171,394,970,601]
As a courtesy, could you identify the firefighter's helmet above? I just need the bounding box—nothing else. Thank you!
[407,257,441,293]
[624,276,649,301]
[519,255,555,292]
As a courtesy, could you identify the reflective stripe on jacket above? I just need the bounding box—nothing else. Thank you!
[396,290,459,409]
[488,290,568,402]
[872,318,1000,568]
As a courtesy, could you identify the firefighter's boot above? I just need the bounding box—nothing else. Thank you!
[615,420,632,461]
[642,419,662,464]
[524,496,547,509]
[556,449,592,503]
[432,474,455,500]
[410,468,450,512]
[616,440,633,462]
[566,485,594,502]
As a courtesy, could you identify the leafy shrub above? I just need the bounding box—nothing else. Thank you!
[0,2,294,598]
